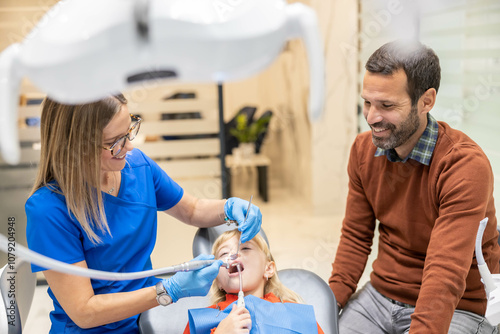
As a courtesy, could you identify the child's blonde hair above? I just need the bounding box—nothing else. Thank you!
[209,229,303,304]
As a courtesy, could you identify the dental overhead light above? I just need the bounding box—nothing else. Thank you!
[0,0,325,165]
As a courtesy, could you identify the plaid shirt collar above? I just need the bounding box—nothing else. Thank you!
[374,114,438,165]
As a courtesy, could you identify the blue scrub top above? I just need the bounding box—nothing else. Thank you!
[26,149,184,333]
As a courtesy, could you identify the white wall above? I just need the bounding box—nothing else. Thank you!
[419,0,500,204]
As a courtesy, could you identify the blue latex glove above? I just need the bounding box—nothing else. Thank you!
[162,254,222,303]
[224,197,262,243]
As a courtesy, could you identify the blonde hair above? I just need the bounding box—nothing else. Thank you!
[30,94,128,244]
[209,230,303,304]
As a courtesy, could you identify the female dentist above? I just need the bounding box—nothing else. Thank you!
[25,93,262,333]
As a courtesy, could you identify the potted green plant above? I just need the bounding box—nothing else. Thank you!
[229,113,271,158]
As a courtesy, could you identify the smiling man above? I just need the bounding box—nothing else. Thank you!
[329,40,499,334]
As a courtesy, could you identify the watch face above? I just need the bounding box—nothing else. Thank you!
[158,294,172,306]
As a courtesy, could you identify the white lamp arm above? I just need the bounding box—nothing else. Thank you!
[0,44,22,165]
[286,4,325,122]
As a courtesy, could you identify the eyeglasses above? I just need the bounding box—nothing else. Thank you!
[102,114,142,157]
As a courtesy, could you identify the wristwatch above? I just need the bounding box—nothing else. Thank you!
[155,281,173,306]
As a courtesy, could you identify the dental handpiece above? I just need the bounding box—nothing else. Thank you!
[0,233,227,281]
[171,259,229,272]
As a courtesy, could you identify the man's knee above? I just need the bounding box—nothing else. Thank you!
[448,309,497,334]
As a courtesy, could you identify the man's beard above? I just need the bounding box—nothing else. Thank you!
[371,105,420,150]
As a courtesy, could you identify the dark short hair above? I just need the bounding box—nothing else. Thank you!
[365,40,441,106]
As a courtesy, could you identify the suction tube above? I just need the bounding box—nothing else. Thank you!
[236,264,245,308]
[475,217,496,295]
[0,233,225,281]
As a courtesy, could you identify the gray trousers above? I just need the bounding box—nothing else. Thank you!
[339,282,498,334]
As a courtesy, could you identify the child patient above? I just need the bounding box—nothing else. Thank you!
[184,229,324,333]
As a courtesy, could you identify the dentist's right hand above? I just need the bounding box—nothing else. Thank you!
[162,254,222,302]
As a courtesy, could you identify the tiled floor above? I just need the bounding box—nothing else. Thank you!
[22,180,377,333]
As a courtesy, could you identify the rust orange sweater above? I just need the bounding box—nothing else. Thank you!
[330,121,499,334]
[183,292,324,334]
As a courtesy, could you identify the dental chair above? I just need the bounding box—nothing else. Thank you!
[139,226,339,334]
[278,268,339,334]
[0,259,37,334]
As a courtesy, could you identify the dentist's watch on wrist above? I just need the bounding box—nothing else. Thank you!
[155,281,172,306]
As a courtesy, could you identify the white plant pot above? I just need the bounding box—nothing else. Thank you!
[238,142,255,159]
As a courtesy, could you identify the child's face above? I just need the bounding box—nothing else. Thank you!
[215,236,274,298]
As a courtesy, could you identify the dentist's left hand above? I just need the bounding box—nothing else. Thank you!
[224,197,262,244]
[162,254,222,302]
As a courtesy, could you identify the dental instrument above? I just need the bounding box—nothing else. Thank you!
[475,217,500,325]
[0,233,228,281]
[230,195,253,261]
[0,0,325,165]
[236,263,245,308]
